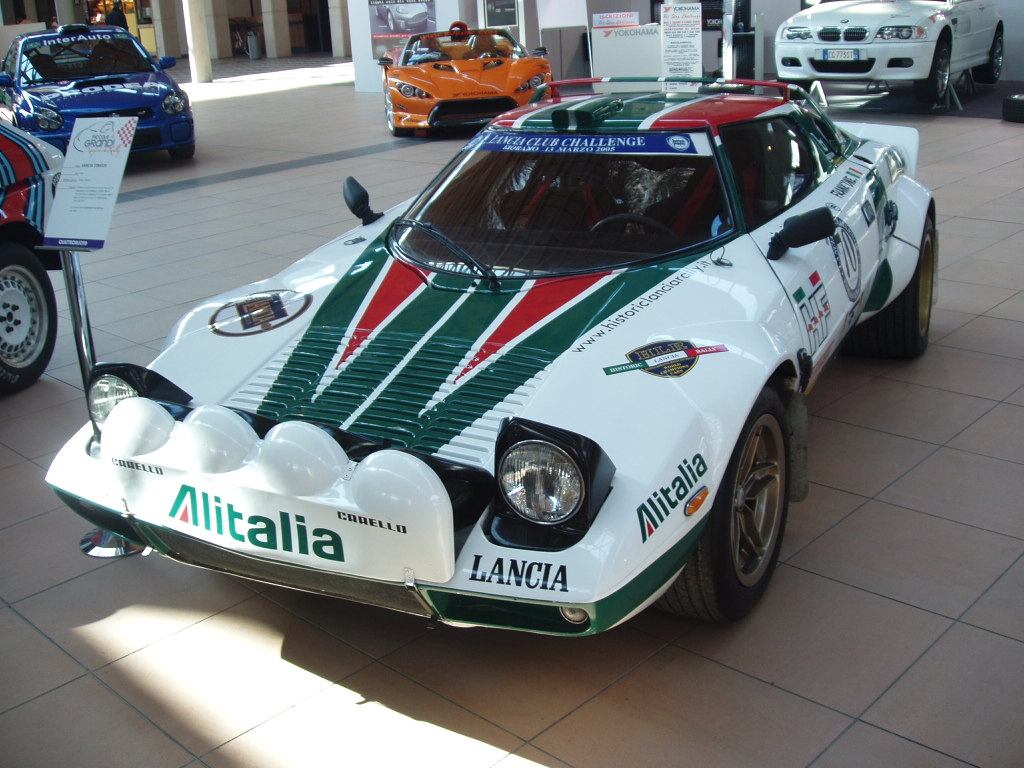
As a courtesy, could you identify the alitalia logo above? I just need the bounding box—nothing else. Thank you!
[637,454,709,542]
[168,485,344,562]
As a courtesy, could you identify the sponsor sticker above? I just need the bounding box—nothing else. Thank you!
[829,218,862,301]
[209,291,313,336]
[637,454,709,542]
[603,340,727,377]
[792,270,830,355]
[470,131,711,156]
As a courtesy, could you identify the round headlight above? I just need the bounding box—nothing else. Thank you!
[498,440,583,525]
[162,91,188,114]
[35,107,63,131]
[89,374,138,428]
[397,82,428,99]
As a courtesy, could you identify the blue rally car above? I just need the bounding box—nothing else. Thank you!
[0,24,194,160]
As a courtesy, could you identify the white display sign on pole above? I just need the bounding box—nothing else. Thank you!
[42,116,137,251]
[661,3,703,88]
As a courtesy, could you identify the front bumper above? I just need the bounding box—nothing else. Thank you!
[31,112,194,154]
[775,40,937,82]
[47,401,698,635]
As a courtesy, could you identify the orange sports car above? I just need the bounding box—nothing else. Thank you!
[378,21,551,136]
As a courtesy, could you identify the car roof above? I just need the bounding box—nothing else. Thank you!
[490,78,795,135]
[16,23,134,43]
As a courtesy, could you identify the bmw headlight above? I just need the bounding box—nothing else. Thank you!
[162,91,188,114]
[876,26,926,40]
[499,440,584,524]
[517,74,546,92]
[89,374,139,428]
[35,107,63,131]
[397,82,430,99]
[783,27,813,41]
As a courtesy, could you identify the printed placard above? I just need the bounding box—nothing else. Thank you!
[42,116,137,251]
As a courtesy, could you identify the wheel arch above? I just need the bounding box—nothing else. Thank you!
[0,222,59,270]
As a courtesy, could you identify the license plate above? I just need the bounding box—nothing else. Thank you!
[823,49,859,62]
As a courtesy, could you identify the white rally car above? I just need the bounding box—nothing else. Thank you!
[775,0,1003,103]
[47,79,936,635]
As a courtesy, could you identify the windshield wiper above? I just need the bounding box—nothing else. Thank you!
[393,218,501,290]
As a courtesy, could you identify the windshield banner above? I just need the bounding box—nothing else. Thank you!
[469,131,712,156]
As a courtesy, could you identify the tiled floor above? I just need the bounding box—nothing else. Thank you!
[1,58,1023,767]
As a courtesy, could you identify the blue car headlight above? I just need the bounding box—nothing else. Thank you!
[35,107,63,131]
[163,90,189,114]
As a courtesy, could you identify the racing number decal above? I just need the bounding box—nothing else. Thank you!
[829,218,861,301]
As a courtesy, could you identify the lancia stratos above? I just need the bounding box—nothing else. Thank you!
[46,78,937,635]
[0,24,194,160]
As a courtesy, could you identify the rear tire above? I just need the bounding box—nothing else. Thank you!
[914,39,951,104]
[0,241,57,395]
[971,28,1003,84]
[658,387,789,622]
[844,217,936,359]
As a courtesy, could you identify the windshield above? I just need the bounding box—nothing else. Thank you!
[390,130,732,280]
[401,30,527,65]
[19,34,153,84]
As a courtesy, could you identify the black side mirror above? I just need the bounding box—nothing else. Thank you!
[344,177,383,225]
[531,47,548,57]
[377,56,393,66]
[766,207,836,260]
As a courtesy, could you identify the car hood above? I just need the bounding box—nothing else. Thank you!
[21,72,176,112]
[784,0,946,27]
[399,59,542,94]
[154,218,788,469]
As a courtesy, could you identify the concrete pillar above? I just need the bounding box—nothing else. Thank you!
[328,0,349,58]
[260,0,291,59]
[54,0,79,24]
[151,0,183,57]
[182,0,213,83]
[205,0,232,59]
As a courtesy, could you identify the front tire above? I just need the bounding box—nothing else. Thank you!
[0,241,57,395]
[383,83,413,137]
[972,28,1003,84]
[658,387,789,622]
[844,217,936,359]
[914,39,951,104]
[168,143,195,160]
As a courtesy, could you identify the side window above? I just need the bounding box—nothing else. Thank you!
[720,117,822,229]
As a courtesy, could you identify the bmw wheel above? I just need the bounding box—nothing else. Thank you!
[972,28,1003,84]
[914,39,951,104]
[658,386,789,622]
[0,241,57,395]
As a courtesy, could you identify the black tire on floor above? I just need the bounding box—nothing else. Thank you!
[1003,94,1024,123]
[844,217,936,359]
[0,241,58,395]
[658,386,790,622]
[914,39,951,104]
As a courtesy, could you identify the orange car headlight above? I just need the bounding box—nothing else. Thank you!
[517,74,547,93]
[397,82,431,99]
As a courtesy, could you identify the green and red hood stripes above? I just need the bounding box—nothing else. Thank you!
[498,92,785,134]
[252,245,702,455]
